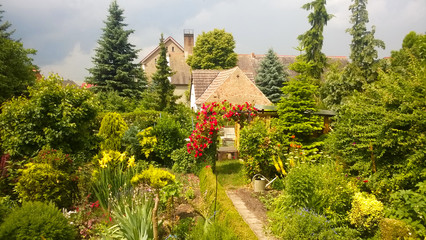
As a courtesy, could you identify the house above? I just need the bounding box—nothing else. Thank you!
[140,30,194,103]
[190,66,272,110]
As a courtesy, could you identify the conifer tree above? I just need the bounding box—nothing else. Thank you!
[86,0,146,98]
[0,5,15,40]
[346,0,385,79]
[297,0,333,80]
[255,49,288,103]
[150,34,178,111]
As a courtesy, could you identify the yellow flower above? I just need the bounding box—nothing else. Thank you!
[127,156,135,168]
[119,152,127,162]
[99,151,111,168]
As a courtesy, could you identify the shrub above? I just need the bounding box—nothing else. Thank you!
[171,146,197,173]
[349,192,384,234]
[0,201,76,239]
[15,163,73,208]
[99,112,128,151]
[379,218,416,240]
[122,125,144,160]
[32,148,74,173]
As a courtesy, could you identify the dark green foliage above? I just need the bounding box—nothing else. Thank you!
[149,34,178,112]
[32,148,75,174]
[122,125,144,160]
[0,36,36,104]
[15,163,73,208]
[255,48,289,103]
[386,181,426,237]
[239,118,280,178]
[187,29,238,70]
[276,60,322,141]
[347,0,385,80]
[95,90,140,113]
[86,0,147,98]
[171,146,196,173]
[0,74,100,158]
[297,0,333,79]
[0,5,15,39]
[0,201,76,240]
[98,112,128,151]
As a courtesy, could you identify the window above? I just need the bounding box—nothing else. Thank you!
[172,46,175,52]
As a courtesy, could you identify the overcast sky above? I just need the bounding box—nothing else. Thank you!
[2,0,425,84]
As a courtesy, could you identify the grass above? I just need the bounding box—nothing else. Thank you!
[216,159,248,188]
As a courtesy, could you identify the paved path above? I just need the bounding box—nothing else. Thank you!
[226,190,276,240]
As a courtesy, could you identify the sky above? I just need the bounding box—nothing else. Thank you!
[2,0,425,84]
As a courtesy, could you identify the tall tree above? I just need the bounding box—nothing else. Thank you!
[255,48,289,103]
[150,34,178,111]
[297,0,333,80]
[0,5,36,104]
[86,0,146,98]
[346,0,385,79]
[186,29,238,70]
[0,4,15,39]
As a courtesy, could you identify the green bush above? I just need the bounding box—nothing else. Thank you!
[349,192,384,235]
[171,146,197,173]
[15,163,73,208]
[0,201,76,239]
[379,218,416,240]
[98,112,128,151]
[32,148,74,174]
[122,125,144,160]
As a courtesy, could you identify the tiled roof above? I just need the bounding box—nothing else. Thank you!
[195,68,237,105]
[191,69,221,99]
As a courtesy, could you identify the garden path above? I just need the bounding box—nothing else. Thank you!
[226,189,277,240]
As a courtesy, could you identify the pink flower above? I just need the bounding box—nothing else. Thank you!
[206,165,211,168]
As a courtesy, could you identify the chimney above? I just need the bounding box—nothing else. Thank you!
[184,29,194,60]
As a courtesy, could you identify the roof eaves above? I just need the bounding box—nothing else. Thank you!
[140,36,184,64]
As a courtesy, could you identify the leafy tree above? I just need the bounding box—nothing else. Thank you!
[255,48,289,103]
[346,0,385,80]
[391,31,426,72]
[86,0,147,98]
[0,4,15,39]
[0,74,100,158]
[276,59,323,142]
[0,5,36,104]
[149,34,178,112]
[186,29,238,70]
[297,0,333,79]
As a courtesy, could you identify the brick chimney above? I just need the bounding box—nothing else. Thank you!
[184,29,194,60]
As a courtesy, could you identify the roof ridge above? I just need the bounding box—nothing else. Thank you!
[140,36,184,63]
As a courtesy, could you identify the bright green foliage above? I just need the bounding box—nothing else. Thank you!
[276,60,322,141]
[391,31,426,73]
[0,201,76,240]
[188,220,239,240]
[0,36,36,104]
[255,48,289,103]
[86,0,147,98]
[379,218,417,240]
[32,148,75,174]
[149,34,178,112]
[0,74,99,158]
[108,194,154,240]
[239,118,281,178]
[95,90,140,113]
[99,112,128,151]
[138,127,157,159]
[171,146,197,173]
[186,29,238,70]
[297,0,333,79]
[386,181,426,238]
[0,5,15,39]
[349,192,384,233]
[15,163,73,208]
[347,0,385,80]
[325,52,426,195]
[131,165,175,189]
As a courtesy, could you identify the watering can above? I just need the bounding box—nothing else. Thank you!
[252,174,278,192]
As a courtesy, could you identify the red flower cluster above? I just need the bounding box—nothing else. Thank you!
[187,101,257,158]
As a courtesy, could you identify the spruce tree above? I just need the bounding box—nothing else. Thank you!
[346,0,385,80]
[86,0,146,98]
[255,49,288,103]
[0,4,15,40]
[150,34,178,111]
[297,0,333,80]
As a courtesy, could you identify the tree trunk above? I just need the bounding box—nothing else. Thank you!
[153,192,159,240]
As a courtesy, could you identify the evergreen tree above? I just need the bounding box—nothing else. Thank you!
[149,34,178,111]
[186,29,238,70]
[0,4,15,40]
[346,0,385,79]
[297,0,333,80]
[255,49,289,103]
[86,0,146,98]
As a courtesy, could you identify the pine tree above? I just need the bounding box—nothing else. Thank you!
[346,0,385,79]
[255,49,289,103]
[150,34,178,111]
[0,4,15,39]
[86,0,146,98]
[297,0,333,80]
